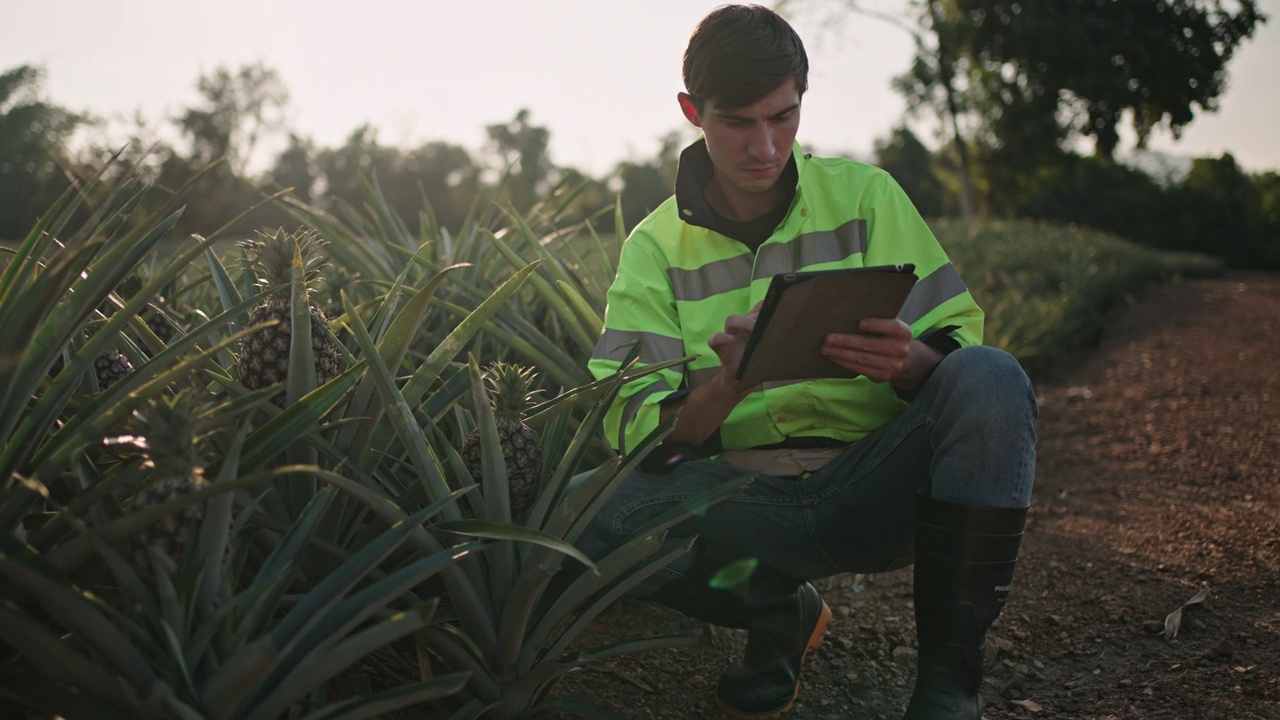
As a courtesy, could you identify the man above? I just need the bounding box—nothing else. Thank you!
[581,5,1037,719]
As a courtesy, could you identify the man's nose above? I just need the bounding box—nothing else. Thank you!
[747,124,776,159]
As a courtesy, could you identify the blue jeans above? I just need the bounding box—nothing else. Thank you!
[576,345,1038,597]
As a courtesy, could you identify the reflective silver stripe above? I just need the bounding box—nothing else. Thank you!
[900,263,968,324]
[592,328,686,364]
[618,382,672,451]
[668,254,753,303]
[755,219,868,279]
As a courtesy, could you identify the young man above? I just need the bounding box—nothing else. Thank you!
[581,5,1037,719]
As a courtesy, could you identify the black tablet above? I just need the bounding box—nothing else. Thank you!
[735,264,918,386]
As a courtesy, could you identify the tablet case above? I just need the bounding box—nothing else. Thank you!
[735,264,918,386]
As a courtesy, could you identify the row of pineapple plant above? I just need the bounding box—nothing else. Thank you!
[1,158,735,719]
[275,178,752,718]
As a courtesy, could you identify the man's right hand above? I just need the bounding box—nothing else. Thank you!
[659,303,762,444]
[708,302,762,397]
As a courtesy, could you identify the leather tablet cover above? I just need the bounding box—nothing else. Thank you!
[736,264,918,386]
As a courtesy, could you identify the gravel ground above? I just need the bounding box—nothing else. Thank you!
[548,271,1280,720]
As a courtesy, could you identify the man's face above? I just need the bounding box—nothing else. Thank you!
[681,80,802,211]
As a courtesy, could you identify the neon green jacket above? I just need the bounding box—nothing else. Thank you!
[589,141,984,454]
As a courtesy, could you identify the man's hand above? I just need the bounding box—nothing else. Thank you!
[821,317,913,383]
[707,303,761,396]
[660,303,762,443]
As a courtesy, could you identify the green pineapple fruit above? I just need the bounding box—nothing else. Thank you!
[461,362,545,516]
[236,227,344,405]
[123,391,210,573]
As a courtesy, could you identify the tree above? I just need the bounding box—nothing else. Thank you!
[1173,153,1266,265]
[874,125,946,217]
[0,65,84,239]
[313,127,484,235]
[401,141,484,232]
[920,1,1266,164]
[265,132,320,204]
[779,0,978,218]
[613,130,684,231]
[155,62,290,235]
[173,62,288,176]
[484,108,552,212]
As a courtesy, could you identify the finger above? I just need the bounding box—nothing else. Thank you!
[708,333,738,358]
[858,317,912,338]
[724,313,756,334]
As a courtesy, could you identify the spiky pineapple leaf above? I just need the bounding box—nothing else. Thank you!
[433,519,595,571]
[555,278,603,339]
[293,673,471,720]
[484,224,595,353]
[238,361,364,473]
[0,603,136,712]
[286,237,319,409]
[337,289,462,521]
[401,261,540,409]
[0,533,158,693]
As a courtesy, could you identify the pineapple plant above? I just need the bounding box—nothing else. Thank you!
[118,389,211,573]
[460,361,545,516]
[236,227,344,405]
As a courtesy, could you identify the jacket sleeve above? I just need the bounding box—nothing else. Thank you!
[587,232,690,454]
[862,170,985,348]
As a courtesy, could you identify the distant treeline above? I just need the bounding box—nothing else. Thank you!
[4,3,1278,269]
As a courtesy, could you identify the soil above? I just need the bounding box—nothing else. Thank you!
[550,272,1280,720]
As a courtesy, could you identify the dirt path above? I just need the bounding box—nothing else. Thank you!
[552,272,1280,720]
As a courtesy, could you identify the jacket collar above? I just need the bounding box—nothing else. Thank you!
[674,139,804,232]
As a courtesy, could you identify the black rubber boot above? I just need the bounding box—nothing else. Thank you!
[647,545,831,719]
[903,495,1027,720]
[714,581,831,719]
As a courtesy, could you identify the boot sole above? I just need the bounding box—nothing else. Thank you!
[714,599,833,719]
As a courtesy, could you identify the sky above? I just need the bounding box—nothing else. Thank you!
[2,0,1278,177]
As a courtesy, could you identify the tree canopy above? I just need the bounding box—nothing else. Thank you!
[0,65,85,239]
[903,0,1266,163]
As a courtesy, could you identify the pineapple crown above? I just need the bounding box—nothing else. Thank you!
[114,388,213,477]
[483,361,543,418]
[241,227,329,303]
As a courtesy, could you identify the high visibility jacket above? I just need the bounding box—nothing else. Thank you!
[588,141,984,454]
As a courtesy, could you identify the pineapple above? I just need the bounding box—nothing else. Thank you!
[120,390,210,573]
[93,348,134,390]
[116,272,181,346]
[236,227,344,405]
[461,362,545,516]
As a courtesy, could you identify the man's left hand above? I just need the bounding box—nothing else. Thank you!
[821,318,913,383]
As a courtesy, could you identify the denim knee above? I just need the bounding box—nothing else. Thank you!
[922,345,1038,507]
[929,345,1036,420]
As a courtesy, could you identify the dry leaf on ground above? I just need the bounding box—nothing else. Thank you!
[1162,586,1211,641]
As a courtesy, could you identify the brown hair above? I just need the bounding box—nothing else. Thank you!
[682,4,809,111]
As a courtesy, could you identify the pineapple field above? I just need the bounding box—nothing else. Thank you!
[0,162,1222,720]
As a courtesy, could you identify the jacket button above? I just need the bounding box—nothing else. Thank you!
[776,412,789,422]
[799,208,808,217]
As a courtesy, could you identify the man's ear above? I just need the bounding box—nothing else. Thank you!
[678,92,702,128]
